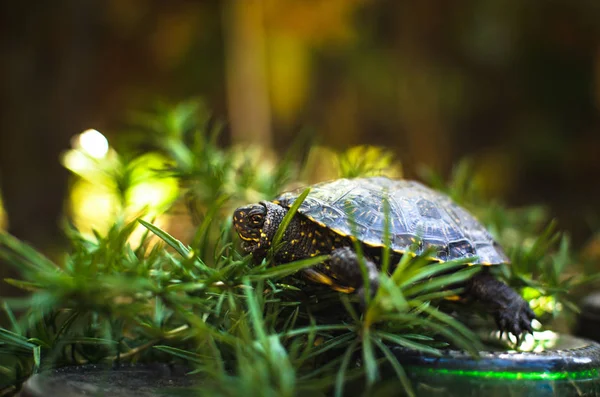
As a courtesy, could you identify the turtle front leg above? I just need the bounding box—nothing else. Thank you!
[328,247,380,300]
[466,269,535,337]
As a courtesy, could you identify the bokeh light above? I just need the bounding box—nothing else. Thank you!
[124,153,179,214]
[0,193,6,231]
[76,129,109,159]
[63,145,179,235]
[70,180,120,231]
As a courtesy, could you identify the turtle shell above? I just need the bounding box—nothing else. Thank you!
[273,177,509,265]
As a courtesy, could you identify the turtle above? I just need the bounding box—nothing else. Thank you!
[233,177,535,336]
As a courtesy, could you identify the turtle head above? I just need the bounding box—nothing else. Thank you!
[233,201,287,259]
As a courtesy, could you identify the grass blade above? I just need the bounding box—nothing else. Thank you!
[271,188,311,252]
[362,331,379,387]
[381,196,392,275]
[138,218,191,258]
[243,278,266,342]
[373,338,415,397]
[377,331,441,356]
[403,266,480,298]
[335,339,359,397]
[399,258,474,288]
[249,255,328,280]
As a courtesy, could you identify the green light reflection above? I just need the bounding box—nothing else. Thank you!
[409,366,600,381]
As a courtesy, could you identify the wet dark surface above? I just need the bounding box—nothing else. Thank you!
[18,364,196,397]
[576,292,600,343]
[18,334,600,397]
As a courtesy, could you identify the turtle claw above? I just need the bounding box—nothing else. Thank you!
[495,300,536,339]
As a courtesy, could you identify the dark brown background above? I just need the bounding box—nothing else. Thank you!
[0,0,598,256]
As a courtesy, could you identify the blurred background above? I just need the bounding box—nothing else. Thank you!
[0,0,599,261]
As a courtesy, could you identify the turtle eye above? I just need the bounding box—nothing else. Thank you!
[250,214,263,225]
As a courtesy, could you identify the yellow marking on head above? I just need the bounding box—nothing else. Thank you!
[239,235,260,242]
[260,233,267,238]
[444,295,463,302]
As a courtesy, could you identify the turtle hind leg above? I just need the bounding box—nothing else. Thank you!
[465,269,536,337]
[329,247,380,301]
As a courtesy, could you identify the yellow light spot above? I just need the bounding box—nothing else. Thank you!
[312,239,317,245]
[308,232,313,238]
[77,129,109,159]
[301,232,305,236]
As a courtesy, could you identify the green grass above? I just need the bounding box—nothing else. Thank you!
[0,101,595,396]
